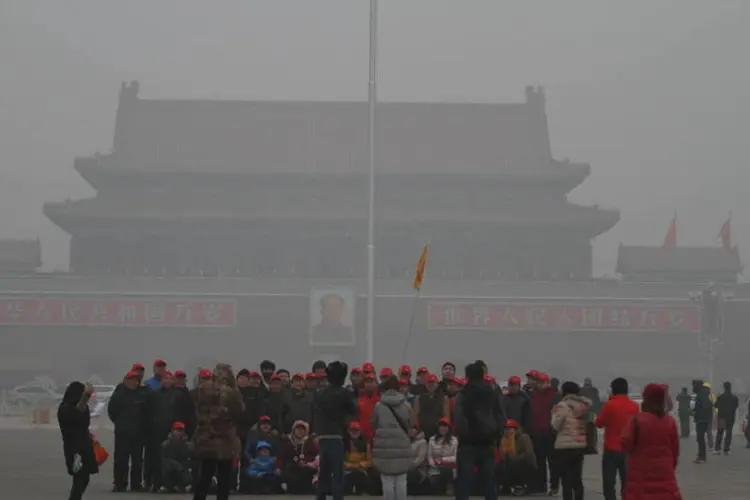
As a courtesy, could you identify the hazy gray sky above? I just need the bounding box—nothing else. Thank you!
[1,0,748,276]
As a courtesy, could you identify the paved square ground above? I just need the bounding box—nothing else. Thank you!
[4,428,748,499]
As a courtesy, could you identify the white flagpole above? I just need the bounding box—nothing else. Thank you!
[365,0,378,363]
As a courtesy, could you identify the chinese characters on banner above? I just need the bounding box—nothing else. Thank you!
[427,302,701,333]
[0,298,237,327]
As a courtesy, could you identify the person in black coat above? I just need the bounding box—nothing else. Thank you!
[108,371,150,492]
[58,381,98,500]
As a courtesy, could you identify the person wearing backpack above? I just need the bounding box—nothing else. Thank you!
[453,361,506,500]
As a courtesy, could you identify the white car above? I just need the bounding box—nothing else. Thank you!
[7,383,63,408]
[88,384,116,418]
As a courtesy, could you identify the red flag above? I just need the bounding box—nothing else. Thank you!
[662,215,677,249]
[718,216,731,250]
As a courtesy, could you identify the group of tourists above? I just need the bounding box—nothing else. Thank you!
[56,356,748,500]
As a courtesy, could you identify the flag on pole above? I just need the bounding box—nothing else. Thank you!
[413,244,429,291]
[662,214,677,249]
[718,215,731,250]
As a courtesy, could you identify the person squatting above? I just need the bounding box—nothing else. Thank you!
[102,358,695,500]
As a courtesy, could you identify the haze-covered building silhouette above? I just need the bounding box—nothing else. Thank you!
[617,245,743,284]
[44,83,618,280]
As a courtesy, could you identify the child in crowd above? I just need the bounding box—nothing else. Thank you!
[246,441,278,494]
[159,421,192,493]
[344,421,374,495]
[242,415,280,493]
[276,421,318,494]
[427,417,458,495]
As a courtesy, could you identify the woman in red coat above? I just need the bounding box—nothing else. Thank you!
[621,383,681,500]
[357,374,381,443]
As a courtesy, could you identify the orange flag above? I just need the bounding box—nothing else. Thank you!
[663,215,677,249]
[718,215,731,250]
[413,244,429,291]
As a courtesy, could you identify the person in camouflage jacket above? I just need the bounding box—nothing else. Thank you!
[191,363,245,499]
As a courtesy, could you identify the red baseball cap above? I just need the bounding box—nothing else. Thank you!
[426,374,439,383]
[417,366,429,374]
[505,419,519,428]
[399,365,412,374]
[259,415,271,422]
[438,417,450,426]
[398,377,411,386]
[538,373,550,383]
[164,371,174,378]
[270,374,282,381]
[484,375,496,384]
[380,367,394,377]
[292,373,305,380]
[199,369,212,379]
[349,421,361,430]
[362,362,375,372]
[131,363,145,371]
[174,370,186,378]
[247,371,261,378]
[351,367,363,374]
[305,372,316,380]
[154,359,167,367]
[172,421,186,430]
[508,376,522,385]
[526,369,540,378]
[124,371,138,380]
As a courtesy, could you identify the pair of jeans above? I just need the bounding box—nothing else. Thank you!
[193,458,233,500]
[695,421,709,460]
[69,471,90,500]
[113,431,144,490]
[381,473,407,500]
[557,449,584,500]
[456,444,497,500]
[715,419,734,452]
[601,450,626,500]
[316,437,345,500]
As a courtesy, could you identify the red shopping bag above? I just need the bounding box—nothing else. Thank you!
[91,434,109,466]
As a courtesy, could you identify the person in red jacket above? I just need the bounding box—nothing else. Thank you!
[357,373,380,443]
[528,372,560,495]
[595,377,639,500]
[621,383,681,500]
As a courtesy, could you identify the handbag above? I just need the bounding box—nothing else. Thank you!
[583,420,598,455]
[385,404,410,436]
[91,434,109,466]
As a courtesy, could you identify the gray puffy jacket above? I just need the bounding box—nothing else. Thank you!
[372,390,415,475]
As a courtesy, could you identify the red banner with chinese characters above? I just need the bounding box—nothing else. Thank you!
[0,298,237,327]
[427,302,700,333]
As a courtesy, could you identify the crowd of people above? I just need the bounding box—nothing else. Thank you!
[56,357,750,500]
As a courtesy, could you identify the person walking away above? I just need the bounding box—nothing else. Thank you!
[161,421,192,493]
[414,373,450,439]
[692,379,712,463]
[620,383,681,500]
[704,382,716,448]
[551,382,591,500]
[595,377,639,500]
[453,361,506,500]
[528,372,560,495]
[502,376,532,433]
[371,375,415,500]
[108,371,150,492]
[675,388,692,438]
[59,381,98,500]
[313,361,358,500]
[191,363,244,500]
[426,418,458,495]
[496,419,536,496]
[281,373,315,435]
[714,381,739,455]
[407,423,427,495]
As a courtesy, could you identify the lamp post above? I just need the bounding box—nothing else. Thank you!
[365,0,378,363]
[689,287,733,386]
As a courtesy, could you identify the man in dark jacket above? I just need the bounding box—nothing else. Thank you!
[692,379,712,462]
[676,387,692,438]
[313,361,357,500]
[108,371,150,492]
[580,377,602,414]
[145,372,185,492]
[261,374,285,432]
[453,361,506,500]
[714,381,739,455]
[282,373,315,434]
[528,373,560,494]
[502,376,532,433]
